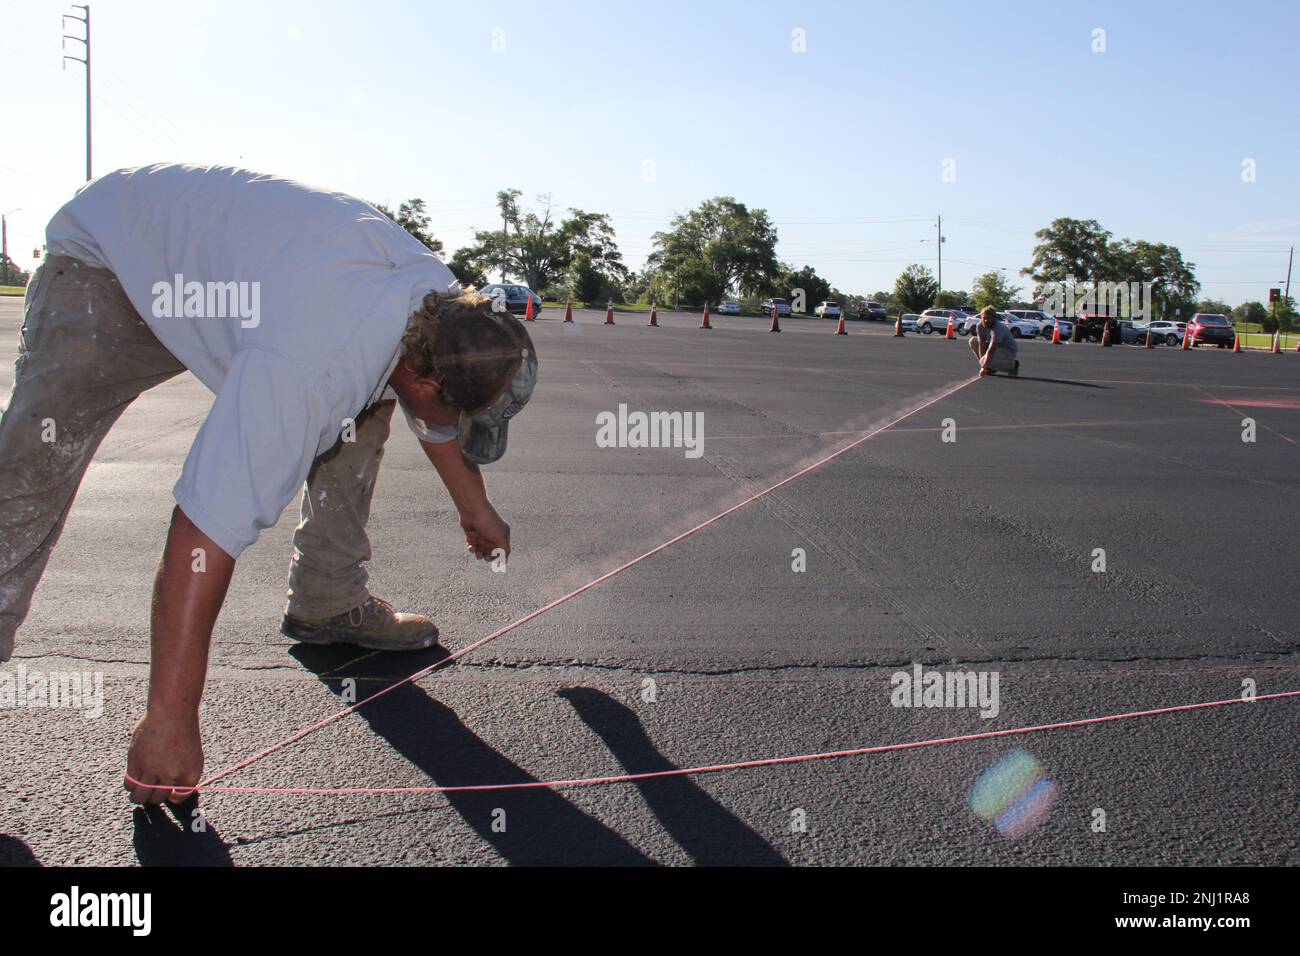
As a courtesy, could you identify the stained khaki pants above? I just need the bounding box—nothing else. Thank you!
[0,256,390,662]
[284,399,396,622]
[969,336,1017,373]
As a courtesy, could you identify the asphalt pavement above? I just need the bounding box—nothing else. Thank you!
[1,299,1296,866]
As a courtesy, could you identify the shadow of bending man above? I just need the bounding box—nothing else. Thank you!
[559,687,787,867]
[293,645,653,867]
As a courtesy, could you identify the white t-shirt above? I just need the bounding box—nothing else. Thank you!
[46,163,460,558]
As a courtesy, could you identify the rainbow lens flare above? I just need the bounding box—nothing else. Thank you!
[967,748,1058,839]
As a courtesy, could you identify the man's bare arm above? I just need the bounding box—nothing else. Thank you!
[124,505,235,804]
[420,439,511,561]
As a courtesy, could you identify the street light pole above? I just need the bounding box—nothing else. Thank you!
[62,4,92,182]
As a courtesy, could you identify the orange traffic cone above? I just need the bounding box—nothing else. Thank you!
[648,306,659,327]
[1052,324,1062,345]
[604,304,615,326]
[564,300,574,323]
[1232,332,1241,353]
[524,296,535,322]
[1143,328,1154,349]
[1271,331,1281,354]
[834,315,847,335]
[1101,325,1111,346]
[700,303,712,330]
[770,304,782,333]
[894,316,905,337]
[945,317,956,340]
[1182,329,1192,350]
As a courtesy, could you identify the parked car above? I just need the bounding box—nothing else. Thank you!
[717,299,741,315]
[1071,313,1116,343]
[917,308,965,334]
[1001,313,1042,338]
[898,314,920,332]
[959,313,981,336]
[480,283,542,317]
[1118,320,1144,344]
[760,297,793,318]
[814,301,842,318]
[1187,313,1236,348]
[858,301,890,321]
[1004,309,1047,337]
[1038,314,1075,340]
[1145,321,1186,346]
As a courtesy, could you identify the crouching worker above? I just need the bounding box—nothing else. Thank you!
[970,306,1019,377]
[0,164,538,804]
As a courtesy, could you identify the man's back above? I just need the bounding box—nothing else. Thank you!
[45,163,457,403]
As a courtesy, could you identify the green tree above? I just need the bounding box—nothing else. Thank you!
[934,290,968,309]
[1233,301,1268,326]
[456,190,626,295]
[971,270,1022,310]
[647,197,779,301]
[447,247,489,289]
[775,263,832,313]
[373,199,444,254]
[893,263,939,314]
[1108,240,1199,321]
[1,252,30,287]
[1022,218,1113,293]
[1196,298,1234,316]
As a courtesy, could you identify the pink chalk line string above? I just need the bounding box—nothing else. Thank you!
[172,374,980,795]
[140,691,1300,795]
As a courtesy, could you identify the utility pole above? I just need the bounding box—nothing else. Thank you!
[501,210,508,284]
[1285,245,1294,309]
[1,210,15,286]
[936,215,943,292]
[920,218,947,303]
[63,4,91,182]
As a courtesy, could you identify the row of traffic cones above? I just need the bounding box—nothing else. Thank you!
[556,300,849,333]
[556,303,1299,353]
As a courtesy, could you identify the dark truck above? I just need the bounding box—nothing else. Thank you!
[1074,313,1121,344]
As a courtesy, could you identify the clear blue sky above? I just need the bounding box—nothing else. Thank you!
[2,0,1297,303]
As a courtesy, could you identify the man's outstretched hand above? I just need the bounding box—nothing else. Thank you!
[124,710,204,805]
[460,505,511,562]
[125,506,232,805]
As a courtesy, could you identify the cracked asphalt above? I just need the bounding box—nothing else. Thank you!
[1,299,1297,866]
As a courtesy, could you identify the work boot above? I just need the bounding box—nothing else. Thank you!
[281,596,439,651]
[1009,359,1020,377]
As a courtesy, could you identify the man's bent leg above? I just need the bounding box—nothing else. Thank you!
[985,347,1017,374]
[285,400,396,621]
[282,400,439,651]
[0,257,185,661]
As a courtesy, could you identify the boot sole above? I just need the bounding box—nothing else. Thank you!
[280,617,440,652]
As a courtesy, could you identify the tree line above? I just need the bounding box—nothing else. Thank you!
[377,195,1295,328]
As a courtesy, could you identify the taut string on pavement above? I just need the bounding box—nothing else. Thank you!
[128,374,1294,799]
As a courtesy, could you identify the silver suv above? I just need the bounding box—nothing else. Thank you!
[917,308,967,334]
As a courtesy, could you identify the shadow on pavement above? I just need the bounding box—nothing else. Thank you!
[0,834,41,866]
[559,687,788,866]
[1007,376,1110,389]
[292,645,655,866]
[132,798,233,867]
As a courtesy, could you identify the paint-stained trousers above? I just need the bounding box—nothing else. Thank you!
[0,256,392,663]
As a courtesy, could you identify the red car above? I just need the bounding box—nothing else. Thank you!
[1187,313,1237,348]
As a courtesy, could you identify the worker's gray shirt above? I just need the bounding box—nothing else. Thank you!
[45,163,459,558]
[975,320,1019,355]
